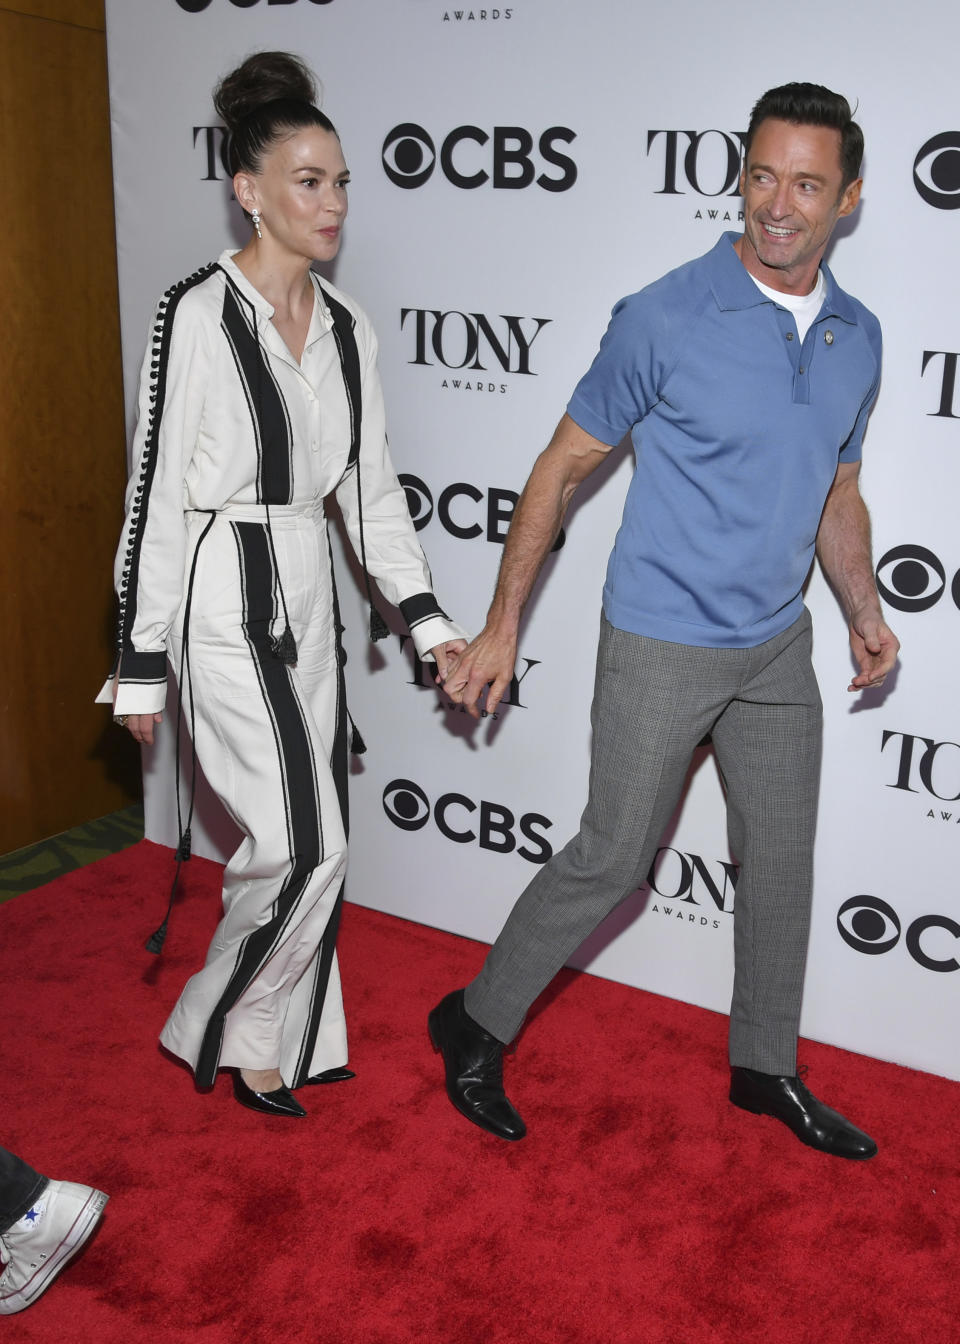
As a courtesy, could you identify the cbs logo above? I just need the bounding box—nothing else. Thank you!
[382,123,577,191]
[401,474,565,551]
[875,545,960,613]
[913,133,960,210]
[176,0,333,9]
[382,778,552,864]
[837,895,960,973]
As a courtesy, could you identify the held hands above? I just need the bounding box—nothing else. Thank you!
[847,609,900,691]
[437,624,518,720]
[429,639,468,682]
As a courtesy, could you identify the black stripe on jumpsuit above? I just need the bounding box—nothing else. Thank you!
[317,282,362,472]
[288,537,352,1088]
[194,521,329,1086]
[219,275,294,505]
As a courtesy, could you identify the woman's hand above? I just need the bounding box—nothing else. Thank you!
[122,712,164,746]
[429,639,468,681]
[438,623,517,720]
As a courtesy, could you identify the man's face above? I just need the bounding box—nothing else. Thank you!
[738,118,861,292]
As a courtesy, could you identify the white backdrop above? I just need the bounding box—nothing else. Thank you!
[104,0,960,1081]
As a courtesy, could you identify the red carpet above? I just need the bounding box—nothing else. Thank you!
[0,840,955,1343]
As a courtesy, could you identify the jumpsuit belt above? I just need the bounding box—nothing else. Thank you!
[185,499,325,529]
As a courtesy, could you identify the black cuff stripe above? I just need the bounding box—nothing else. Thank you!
[399,593,448,629]
[117,650,168,682]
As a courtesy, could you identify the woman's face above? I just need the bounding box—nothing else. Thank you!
[240,126,349,263]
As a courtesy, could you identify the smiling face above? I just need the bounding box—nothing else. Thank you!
[736,118,861,294]
[235,126,349,264]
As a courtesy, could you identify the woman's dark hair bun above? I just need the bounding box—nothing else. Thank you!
[213,51,335,177]
[213,51,318,132]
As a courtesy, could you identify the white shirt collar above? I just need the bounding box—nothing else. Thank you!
[217,250,334,345]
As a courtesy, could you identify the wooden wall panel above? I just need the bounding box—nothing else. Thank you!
[0,5,140,852]
[1,1,104,30]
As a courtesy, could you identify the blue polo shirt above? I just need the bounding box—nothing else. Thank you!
[567,232,882,648]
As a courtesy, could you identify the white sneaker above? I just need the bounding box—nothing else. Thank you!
[0,1180,108,1314]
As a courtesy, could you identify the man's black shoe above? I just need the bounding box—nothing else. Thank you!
[428,990,526,1141]
[730,1067,877,1160]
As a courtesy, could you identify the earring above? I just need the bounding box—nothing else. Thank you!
[251,208,262,239]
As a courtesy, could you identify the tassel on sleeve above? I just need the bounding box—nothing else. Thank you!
[369,607,389,642]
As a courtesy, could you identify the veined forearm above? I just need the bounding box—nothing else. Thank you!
[487,453,570,630]
[816,482,881,620]
[485,413,611,632]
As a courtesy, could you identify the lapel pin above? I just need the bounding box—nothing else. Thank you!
[824,330,834,345]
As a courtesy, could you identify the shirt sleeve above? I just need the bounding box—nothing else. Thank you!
[566,290,669,446]
[96,287,211,715]
[334,313,467,660]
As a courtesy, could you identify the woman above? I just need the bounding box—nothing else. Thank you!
[98,52,465,1117]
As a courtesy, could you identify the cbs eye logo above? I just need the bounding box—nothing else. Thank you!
[913,133,960,210]
[837,895,960,973]
[382,779,431,831]
[875,545,960,613]
[383,125,437,190]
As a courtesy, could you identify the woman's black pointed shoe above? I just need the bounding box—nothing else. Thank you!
[303,1067,356,1085]
[232,1071,307,1117]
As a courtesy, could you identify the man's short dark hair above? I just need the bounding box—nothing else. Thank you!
[745,83,864,189]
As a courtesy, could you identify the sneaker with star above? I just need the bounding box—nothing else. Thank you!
[0,1179,108,1314]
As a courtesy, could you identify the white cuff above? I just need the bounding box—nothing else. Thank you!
[411,615,469,662]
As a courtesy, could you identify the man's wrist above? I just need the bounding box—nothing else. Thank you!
[486,597,521,638]
[848,600,884,629]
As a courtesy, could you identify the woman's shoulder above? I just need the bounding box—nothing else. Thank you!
[153,260,225,326]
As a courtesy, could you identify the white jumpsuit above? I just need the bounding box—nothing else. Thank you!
[98,251,464,1087]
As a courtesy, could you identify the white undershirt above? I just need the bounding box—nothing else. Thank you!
[750,269,826,343]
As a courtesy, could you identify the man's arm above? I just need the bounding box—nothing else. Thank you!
[443,413,612,718]
[816,460,899,690]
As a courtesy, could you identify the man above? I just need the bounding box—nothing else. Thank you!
[0,1146,108,1314]
[429,83,899,1159]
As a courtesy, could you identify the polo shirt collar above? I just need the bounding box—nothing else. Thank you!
[709,231,859,326]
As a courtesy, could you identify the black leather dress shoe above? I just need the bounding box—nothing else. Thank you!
[232,1072,307,1118]
[428,990,526,1141]
[303,1067,356,1086]
[730,1067,877,1160]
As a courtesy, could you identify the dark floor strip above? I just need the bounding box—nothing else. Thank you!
[0,804,145,904]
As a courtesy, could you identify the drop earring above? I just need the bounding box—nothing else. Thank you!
[251,208,262,239]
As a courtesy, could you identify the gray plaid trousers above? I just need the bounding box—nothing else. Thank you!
[465,609,822,1074]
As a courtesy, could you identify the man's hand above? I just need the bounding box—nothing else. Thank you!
[125,712,163,745]
[441,625,518,720]
[848,609,899,691]
[429,639,468,681]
